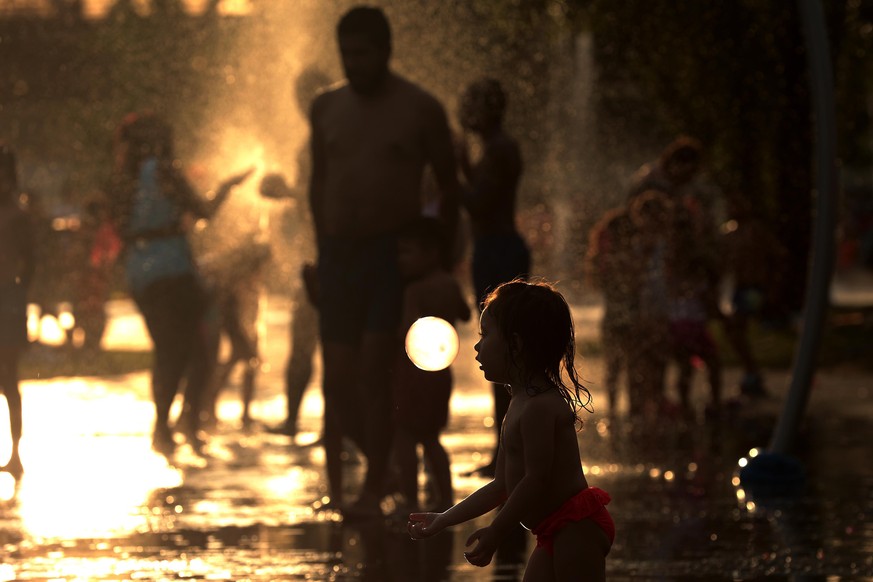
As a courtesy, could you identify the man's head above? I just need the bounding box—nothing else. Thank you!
[337,6,392,95]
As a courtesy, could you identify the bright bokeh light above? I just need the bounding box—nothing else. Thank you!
[2,376,185,539]
[0,471,15,502]
[26,303,41,342]
[57,303,76,330]
[405,317,459,372]
[38,314,66,346]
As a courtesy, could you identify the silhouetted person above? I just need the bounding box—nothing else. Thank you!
[585,207,639,415]
[629,135,721,266]
[109,112,252,456]
[309,6,459,517]
[627,190,673,423]
[196,239,271,431]
[392,217,470,514]
[409,281,614,581]
[0,143,35,480]
[259,65,333,439]
[665,206,723,418]
[456,77,530,477]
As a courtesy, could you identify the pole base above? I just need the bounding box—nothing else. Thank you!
[738,450,806,499]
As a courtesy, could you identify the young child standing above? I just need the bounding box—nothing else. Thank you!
[408,279,614,580]
[393,217,471,513]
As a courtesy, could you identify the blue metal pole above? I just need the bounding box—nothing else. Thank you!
[768,0,838,455]
[740,0,838,495]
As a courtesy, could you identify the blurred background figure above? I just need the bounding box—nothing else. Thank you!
[626,190,673,424]
[665,204,723,419]
[195,238,271,432]
[584,206,639,416]
[307,6,460,518]
[76,191,122,351]
[259,64,333,440]
[0,142,35,480]
[456,76,530,477]
[391,217,470,515]
[109,111,252,456]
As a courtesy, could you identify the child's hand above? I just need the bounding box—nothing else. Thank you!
[464,526,498,567]
[407,512,442,539]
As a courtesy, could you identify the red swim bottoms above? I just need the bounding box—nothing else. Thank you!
[531,487,615,555]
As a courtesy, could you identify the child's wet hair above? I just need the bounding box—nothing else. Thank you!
[482,279,592,426]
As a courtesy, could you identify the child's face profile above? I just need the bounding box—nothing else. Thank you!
[474,308,513,385]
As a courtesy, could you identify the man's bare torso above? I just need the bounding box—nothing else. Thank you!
[311,73,451,238]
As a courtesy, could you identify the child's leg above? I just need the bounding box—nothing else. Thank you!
[523,547,555,582]
[551,519,610,582]
[0,351,23,473]
[420,432,453,510]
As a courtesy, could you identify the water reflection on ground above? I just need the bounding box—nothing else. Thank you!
[1,299,872,580]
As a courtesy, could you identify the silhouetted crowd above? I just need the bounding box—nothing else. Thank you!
[2,5,791,529]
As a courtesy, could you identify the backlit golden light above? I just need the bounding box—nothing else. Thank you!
[1,377,183,539]
[405,316,460,372]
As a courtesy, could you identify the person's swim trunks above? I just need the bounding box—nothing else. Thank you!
[531,486,615,555]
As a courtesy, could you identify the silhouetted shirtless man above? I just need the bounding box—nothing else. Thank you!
[309,5,459,518]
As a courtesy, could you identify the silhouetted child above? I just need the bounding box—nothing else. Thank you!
[408,280,613,580]
[585,206,639,415]
[196,240,271,431]
[393,217,470,513]
[666,210,723,418]
[0,143,35,480]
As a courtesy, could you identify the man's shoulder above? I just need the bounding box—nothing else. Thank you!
[389,74,446,111]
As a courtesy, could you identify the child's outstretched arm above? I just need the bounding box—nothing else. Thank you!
[408,448,508,539]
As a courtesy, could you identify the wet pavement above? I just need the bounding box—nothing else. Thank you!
[1,294,872,581]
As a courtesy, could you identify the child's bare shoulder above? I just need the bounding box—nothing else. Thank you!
[522,388,573,420]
